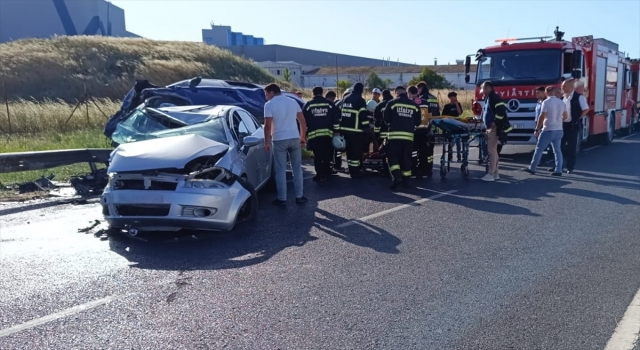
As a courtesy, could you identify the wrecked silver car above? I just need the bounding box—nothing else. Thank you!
[101,104,273,232]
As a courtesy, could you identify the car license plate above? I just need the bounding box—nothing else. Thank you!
[512,124,525,129]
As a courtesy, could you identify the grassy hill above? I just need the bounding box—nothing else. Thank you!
[0,35,287,102]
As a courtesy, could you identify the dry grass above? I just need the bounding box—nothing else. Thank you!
[0,35,292,103]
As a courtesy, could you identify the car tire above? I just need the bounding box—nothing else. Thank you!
[235,176,258,226]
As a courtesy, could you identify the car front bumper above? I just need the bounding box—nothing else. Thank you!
[100,175,251,232]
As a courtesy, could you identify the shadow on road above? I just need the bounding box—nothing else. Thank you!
[108,174,404,271]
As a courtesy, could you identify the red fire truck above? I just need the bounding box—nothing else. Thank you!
[464,27,637,154]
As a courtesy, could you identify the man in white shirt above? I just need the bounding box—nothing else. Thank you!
[560,78,589,173]
[263,83,308,206]
[524,86,569,175]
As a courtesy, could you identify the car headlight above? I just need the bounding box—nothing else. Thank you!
[183,179,228,189]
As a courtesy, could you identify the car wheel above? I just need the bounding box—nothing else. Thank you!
[236,176,258,224]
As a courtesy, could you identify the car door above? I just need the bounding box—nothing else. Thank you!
[230,108,261,187]
[236,108,270,186]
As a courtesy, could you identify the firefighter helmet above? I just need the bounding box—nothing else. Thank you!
[332,135,346,151]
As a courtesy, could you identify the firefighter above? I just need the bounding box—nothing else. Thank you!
[383,86,422,189]
[303,86,340,182]
[373,89,394,176]
[413,81,441,178]
[337,83,369,178]
[332,88,352,173]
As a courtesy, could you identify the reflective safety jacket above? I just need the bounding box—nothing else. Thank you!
[482,90,512,136]
[383,93,422,141]
[338,93,369,134]
[302,96,340,140]
[373,98,392,136]
[415,91,441,130]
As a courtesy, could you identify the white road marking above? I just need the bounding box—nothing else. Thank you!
[582,145,601,152]
[336,190,457,228]
[603,287,640,350]
[619,133,638,140]
[0,295,120,338]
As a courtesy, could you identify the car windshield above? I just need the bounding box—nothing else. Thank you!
[111,108,229,145]
[476,49,561,85]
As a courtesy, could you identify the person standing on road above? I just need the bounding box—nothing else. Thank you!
[263,83,308,206]
[534,86,554,164]
[413,81,441,178]
[561,79,589,174]
[325,90,337,103]
[479,81,508,182]
[332,89,352,173]
[337,83,369,178]
[524,86,569,176]
[384,86,422,189]
[303,86,340,182]
[373,89,394,177]
[442,91,464,162]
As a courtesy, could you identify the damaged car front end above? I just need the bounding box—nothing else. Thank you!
[102,163,256,232]
[101,104,271,233]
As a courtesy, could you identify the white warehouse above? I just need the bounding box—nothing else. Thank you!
[301,64,478,90]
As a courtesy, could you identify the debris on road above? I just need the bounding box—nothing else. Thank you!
[78,219,102,233]
[1,173,57,194]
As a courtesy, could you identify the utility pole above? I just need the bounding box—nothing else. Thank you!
[335,55,339,93]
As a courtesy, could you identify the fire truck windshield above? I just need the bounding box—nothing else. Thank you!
[475,48,562,86]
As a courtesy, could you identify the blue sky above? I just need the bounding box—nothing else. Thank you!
[111,0,640,65]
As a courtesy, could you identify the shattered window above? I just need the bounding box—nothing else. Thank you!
[111,109,229,145]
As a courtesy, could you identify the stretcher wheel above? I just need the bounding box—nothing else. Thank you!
[440,167,447,179]
[461,164,469,179]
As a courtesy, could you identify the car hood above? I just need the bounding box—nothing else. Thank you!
[108,134,229,173]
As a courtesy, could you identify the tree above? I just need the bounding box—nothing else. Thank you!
[282,68,292,83]
[365,72,385,90]
[408,67,454,89]
[336,79,351,95]
[382,78,394,88]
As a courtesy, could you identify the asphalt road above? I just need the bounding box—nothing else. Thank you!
[1,134,639,350]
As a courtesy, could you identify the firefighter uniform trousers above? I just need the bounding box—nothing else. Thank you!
[333,149,343,170]
[307,129,334,178]
[387,132,414,183]
[413,128,434,177]
[342,132,364,175]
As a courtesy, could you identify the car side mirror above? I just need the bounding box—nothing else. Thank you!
[243,136,261,147]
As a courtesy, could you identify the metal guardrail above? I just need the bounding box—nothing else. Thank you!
[0,149,112,174]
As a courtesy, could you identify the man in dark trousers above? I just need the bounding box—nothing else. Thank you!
[331,89,351,173]
[373,89,394,176]
[413,81,441,178]
[560,79,589,174]
[303,86,340,181]
[337,83,369,178]
[384,86,422,189]
[442,91,464,161]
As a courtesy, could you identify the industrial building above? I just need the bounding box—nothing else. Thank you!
[201,24,414,67]
[301,64,478,90]
[202,24,264,47]
[0,0,138,43]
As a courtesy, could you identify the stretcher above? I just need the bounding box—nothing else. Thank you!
[429,117,487,179]
[362,138,389,176]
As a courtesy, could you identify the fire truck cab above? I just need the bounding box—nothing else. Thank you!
[464,27,635,154]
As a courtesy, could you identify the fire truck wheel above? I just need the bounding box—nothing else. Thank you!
[601,112,615,146]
